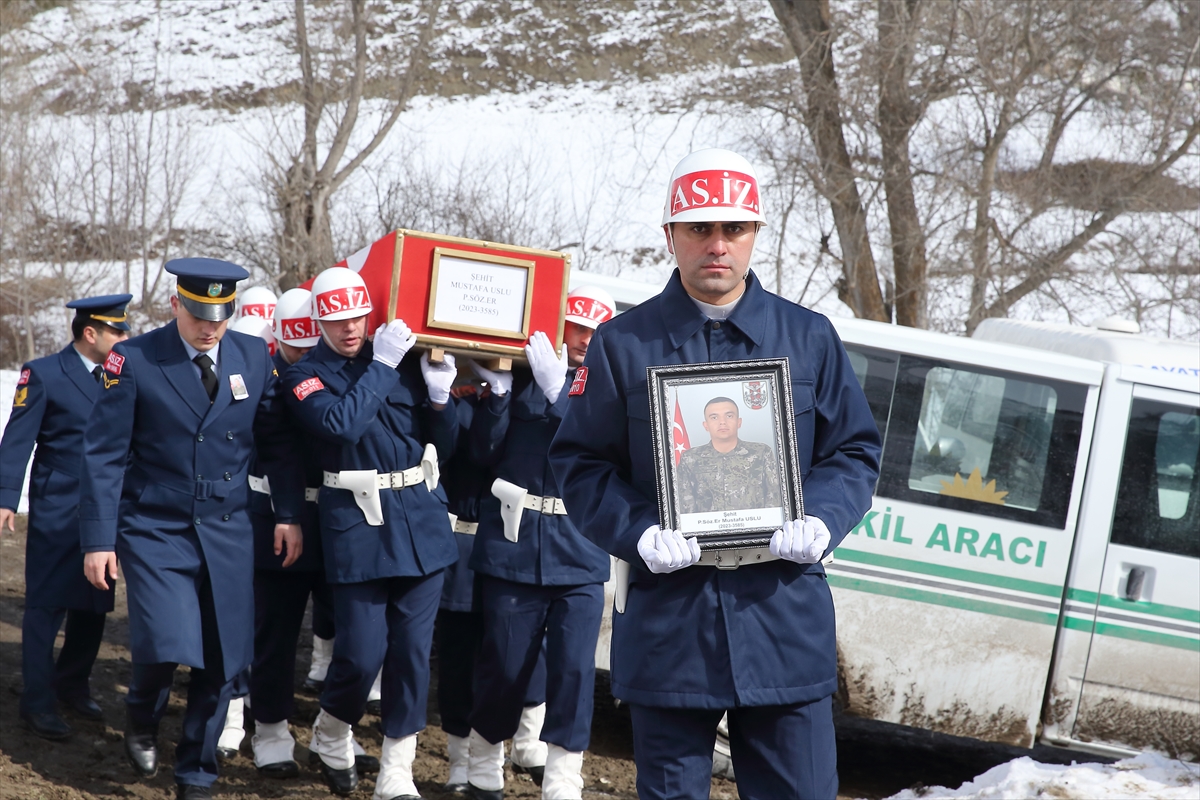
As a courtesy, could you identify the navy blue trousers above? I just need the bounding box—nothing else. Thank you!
[126,572,236,788]
[20,606,106,714]
[322,572,443,738]
[250,568,332,723]
[469,578,603,752]
[436,608,548,738]
[629,697,838,800]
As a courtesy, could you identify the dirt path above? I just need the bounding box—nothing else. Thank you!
[0,519,1095,800]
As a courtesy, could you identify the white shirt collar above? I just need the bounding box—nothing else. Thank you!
[73,345,101,374]
[179,332,220,371]
[690,292,744,321]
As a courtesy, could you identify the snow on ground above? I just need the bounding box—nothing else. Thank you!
[885,753,1200,800]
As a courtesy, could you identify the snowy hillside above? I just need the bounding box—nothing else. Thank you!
[1,0,1195,355]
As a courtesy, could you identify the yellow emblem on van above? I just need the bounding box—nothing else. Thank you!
[940,468,1008,505]
[12,387,27,407]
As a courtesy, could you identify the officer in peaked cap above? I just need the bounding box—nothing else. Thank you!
[78,258,301,800]
[0,294,131,740]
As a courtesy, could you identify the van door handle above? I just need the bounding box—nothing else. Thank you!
[1124,567,1146,601]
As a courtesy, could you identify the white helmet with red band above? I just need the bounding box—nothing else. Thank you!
[231,314,277,356]
[273,288,321,347]
[564,286,616,330]
[661,148,766,227]
[238,286,278,320]
[310,267,373,321]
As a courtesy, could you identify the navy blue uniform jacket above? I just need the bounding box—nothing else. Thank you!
[251,350,324,572]
[470,370,610,587]
[0,345,114,613]
[440,388,489,612]
[79,324,296,680]
[548,270,881,709]
[282,339,458,584]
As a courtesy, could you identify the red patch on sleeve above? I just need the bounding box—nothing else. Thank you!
[103,351,124,375]
[293,376,326,401]
[17,368,30,386]
[568,367,588,397]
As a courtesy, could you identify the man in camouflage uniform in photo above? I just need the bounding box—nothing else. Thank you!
[677,397,781,514]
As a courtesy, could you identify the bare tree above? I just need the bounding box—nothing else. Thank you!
[769,0,889,322]
[270,0,443,290]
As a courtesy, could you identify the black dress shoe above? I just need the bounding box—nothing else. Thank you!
[20,710,72,741]
[301,677,324,695]
[60,695,104,721]
[257,760,300,779]
[443,783,470,796]
[124,716,158,777]
[216,746,238,761]
[511,762,544,786]
[176,784,212,800]
[308,751,358,795]
[365,699,381,716]
[354,753,380,774]
[467,784,504,800]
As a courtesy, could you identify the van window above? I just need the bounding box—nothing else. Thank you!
[877,356,1087,528]
[844,345,898,441]
[1111,400,1200,559]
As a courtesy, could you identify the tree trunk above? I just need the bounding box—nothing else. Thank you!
[770,0,888,321]
[877,0,930,328]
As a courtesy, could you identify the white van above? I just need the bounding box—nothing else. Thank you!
[829,316,1198,759]
[587,272,1198,761]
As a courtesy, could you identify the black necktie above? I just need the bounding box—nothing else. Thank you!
[92,365,102,383]
[194,354,217,402]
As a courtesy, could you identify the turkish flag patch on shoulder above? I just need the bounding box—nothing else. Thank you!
[103,351,125,375]
[293,376,326,401]
[17,368,30,386]
[568,367,588,397]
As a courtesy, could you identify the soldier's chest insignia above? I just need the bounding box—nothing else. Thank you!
[103,351,125,375]
[293,376,326,401]
[568,367,588,397]
[17,368,30,386]
[102,373,119,389]
[12,387,28,407]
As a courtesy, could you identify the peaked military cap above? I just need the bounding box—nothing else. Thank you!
[166,258,249,322]
[66,293,134,331]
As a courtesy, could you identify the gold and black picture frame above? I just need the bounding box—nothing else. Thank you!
[647,358,805,549]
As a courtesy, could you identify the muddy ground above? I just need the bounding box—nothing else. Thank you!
[0,518,1102,800]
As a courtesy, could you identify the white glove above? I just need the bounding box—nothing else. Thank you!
[372,319,417,368]
[524,330,569,403]
[469,360,513,397]
[637,525,701,574]
[420,351,457,405]
[769,516,831,564]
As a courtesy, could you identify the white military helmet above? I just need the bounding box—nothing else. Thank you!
[238,286,278,319]
[564,286,616,330]
[231,314,276,356]
[310,267,373,321]
[661,148,767,227]
[273,288,320,347]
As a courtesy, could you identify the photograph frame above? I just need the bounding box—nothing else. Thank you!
[647,358,805,550]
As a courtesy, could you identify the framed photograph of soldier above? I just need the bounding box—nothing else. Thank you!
[647,358,805,549]
[309,229,571,365]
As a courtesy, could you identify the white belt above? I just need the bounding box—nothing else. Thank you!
[696,546,834,570]
[447,513,478,535]
[321,444,439,527]
[522,494,567,515]
[248,475,319,503]
[323,464,425,491]
[491,478,567,543]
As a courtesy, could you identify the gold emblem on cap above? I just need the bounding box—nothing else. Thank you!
[207,282,223,298]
